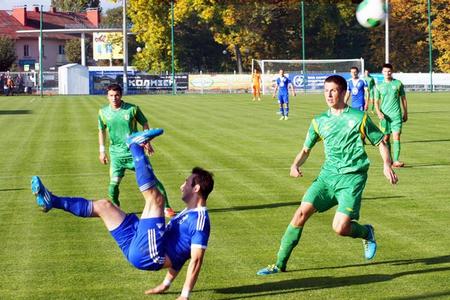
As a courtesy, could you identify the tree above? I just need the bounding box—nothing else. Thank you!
[65,38,93,64]
[0,36,17,71]
[51,0,100,12]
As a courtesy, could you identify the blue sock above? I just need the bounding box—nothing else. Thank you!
[279,106,285,116]
[52,195,93,217]
[129,143,158,191]
[285,104,289,117]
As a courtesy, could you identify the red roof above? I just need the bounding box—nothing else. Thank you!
[0,9,98,40]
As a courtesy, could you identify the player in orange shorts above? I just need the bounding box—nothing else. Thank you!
[252,69,262,101]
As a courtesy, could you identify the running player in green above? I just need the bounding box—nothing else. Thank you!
[364,69,376,113]
[374,63,408,168]
[257,75,398,275]
[98,84,176,217]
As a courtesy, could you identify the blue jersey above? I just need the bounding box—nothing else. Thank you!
[164,207,210,271]
[347,78,367,108]
[276,76,291,96]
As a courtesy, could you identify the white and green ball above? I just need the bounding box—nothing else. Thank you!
[356,0,386,28]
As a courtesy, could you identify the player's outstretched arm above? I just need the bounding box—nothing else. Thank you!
[378,140,398,184]
[98,129,108,164]
[144,267,179,295]
[178,247,206,300]
[290,147,311,178]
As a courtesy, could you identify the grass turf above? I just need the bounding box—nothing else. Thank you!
[0,92,449,299]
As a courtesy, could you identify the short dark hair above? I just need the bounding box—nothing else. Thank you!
[382,63,393,70]
[350,66,359,72]
[324,75,347,92]
[191,167,214,200]
[106,83,122,95]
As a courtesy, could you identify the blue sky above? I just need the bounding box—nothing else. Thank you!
[4,0,121,12]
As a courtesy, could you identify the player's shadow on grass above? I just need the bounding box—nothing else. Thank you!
[0,188,27,192]
[0,110,32,115]
[208,201,299,213]
[403,138,450,144]
[215,263,450,299]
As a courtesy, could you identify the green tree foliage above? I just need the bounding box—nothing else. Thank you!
[0,36,17,71]
[51,0,100,12]
[64,38,93,64]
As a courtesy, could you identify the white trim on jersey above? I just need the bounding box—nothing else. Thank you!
[191,244,207,249]
[196,209,206,231]
[147,229,159,262]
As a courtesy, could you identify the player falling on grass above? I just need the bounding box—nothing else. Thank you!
[257,75,398,275]
[98,84,176,217]
[273,69,296,120]
[364,69,376,113]
[374,63,408,168]
[345,66,368,111]
[32,128,214,299]
[252,69,262,101]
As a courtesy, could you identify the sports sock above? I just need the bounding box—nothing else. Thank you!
[129,143,157,191]
[156,180,172,209]
[393,140,401,162]
[350,221,369,239]
[386,140,391,159]
[108,183,120,206]
[285,104,289,117]
[275,224,303,270]
[52,195,93,217]
[279,105,285,116]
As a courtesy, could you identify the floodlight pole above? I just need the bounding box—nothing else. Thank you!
[122,0,128,95]
[385,0,389,63]
[427,0,433,93]
[171,0,175,95]
[301,1,306,93]
[39,5,43,97]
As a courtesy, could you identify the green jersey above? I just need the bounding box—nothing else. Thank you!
[304,106,383,174]
[365,75,375,98]
[375,79,405,117]
[98,102,148,158]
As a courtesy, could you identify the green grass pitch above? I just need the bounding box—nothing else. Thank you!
[0,92,449,299]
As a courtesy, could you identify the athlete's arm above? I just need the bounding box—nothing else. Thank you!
[290,146,311,178]
[290,83,296,96]
[98,129,108,164]
[378,140,398,184]
[272,85,278,98]
[401,95,408,122]
[374,98,384,120]
[344,91,350,104]
[179,247,206,299]
[144,267,179,295]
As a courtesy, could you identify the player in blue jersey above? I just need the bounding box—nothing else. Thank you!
[345,66,368,111]
[31,129,214,299]
[273,69,296,120]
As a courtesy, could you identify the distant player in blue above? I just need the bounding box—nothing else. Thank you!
[31,129,214,299]
[345,66,368,111]
[273,69,296,120]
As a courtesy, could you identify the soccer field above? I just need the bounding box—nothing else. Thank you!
[0,92,449,299]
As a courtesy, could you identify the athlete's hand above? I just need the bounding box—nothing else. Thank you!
[290,165,303,178]
[364,103,369,111]
[144,283,170,295]
[377,112,384,120]
[402,113,408,123]
[144,142,155,156]
[383,163,398,184]
[99,152,108,164]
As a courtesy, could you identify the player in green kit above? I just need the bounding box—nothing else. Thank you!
[257,75,398,275]
[98,84,176,217]
[364,69,376,113]
[374,63,408,168]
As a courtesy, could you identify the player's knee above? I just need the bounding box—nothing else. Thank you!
[333,222,351,236]
[95,199,116,212]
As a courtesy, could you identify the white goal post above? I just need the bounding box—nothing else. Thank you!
[252,58,365,94]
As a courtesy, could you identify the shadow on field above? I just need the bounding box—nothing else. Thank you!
[215,256,450,299]
[0,110,32,115]
[208,201,299,213]
[402,162,450,168]
[403,139,450,144]
[363,195,405,201]
[0,188,27,192]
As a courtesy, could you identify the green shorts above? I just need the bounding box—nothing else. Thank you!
[380,114,402,135]
[110,155,135,182]
[302,172,368,220]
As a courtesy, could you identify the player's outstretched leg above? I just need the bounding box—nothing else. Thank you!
[362,224,377,260]
[31,176,54,212]
[127,128,164,147]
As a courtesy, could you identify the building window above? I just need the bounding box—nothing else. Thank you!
[24,45,29,57]
[58,45,65,55]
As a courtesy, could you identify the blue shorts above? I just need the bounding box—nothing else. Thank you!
[278,94,289,104]
[352,105,365,111]
[110,214,166,271]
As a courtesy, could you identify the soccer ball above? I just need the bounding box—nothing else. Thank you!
[356,0,386,28]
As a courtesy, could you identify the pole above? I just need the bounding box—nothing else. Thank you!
[301,1,306,93]
[39,5,43,97]
[385,0,389,63]
[122,0,128,95]
[427,0,433,92]
[171,0,175,95]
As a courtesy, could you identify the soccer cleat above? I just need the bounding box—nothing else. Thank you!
[31,176,53,212]
[127,128,164,147]
[256,264,284,276]
[284,116,289,121]
[363,224,377,260]
[279,116,285,120]
[392,161,405,168]
[164,207,177,218]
